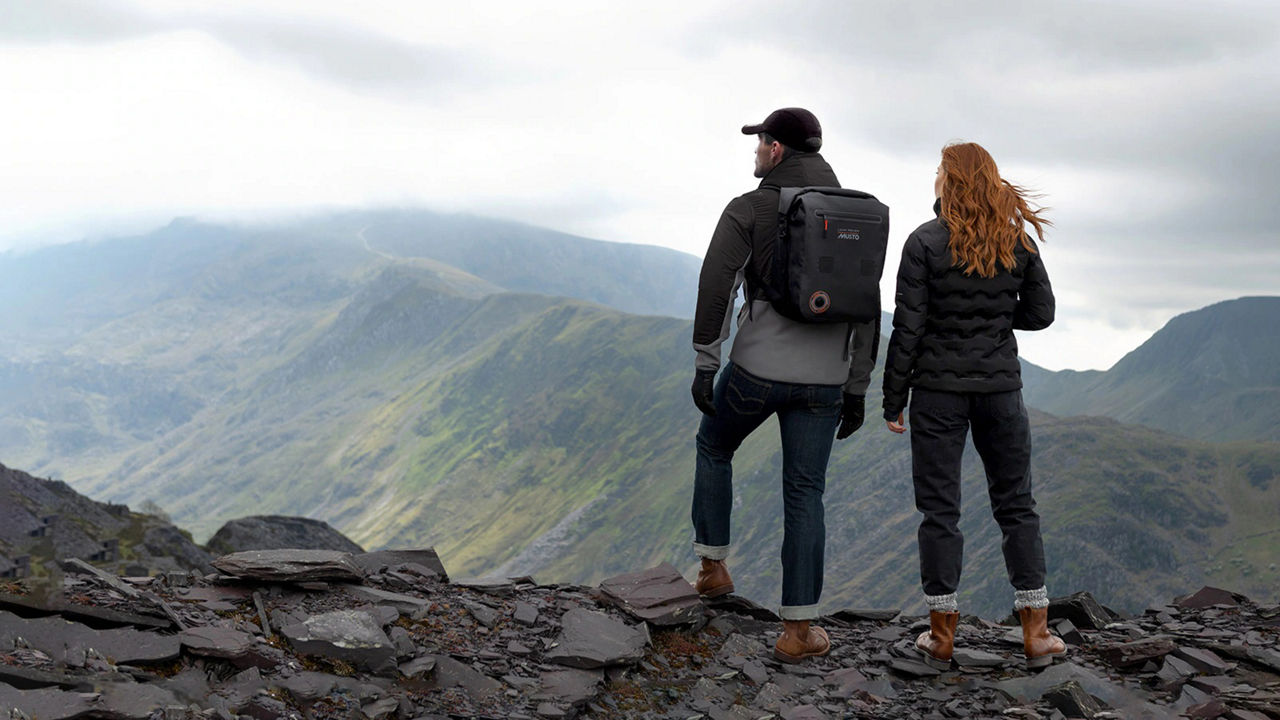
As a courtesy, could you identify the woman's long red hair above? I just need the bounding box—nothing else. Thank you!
[939,142,1050,278]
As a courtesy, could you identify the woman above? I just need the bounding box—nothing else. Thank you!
[882,141,1066,670]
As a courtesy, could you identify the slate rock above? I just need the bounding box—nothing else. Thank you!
[275,671,343,700]
[1176,587,1244,609]
[206,515,364,556]
[1054,618,1084,645]
[1098,636,1176,669]
[0,682,179,720]
[399,655,436,678]
[742,659,770,684]
[1157,654,1200,690]
[514,600,540,626]
[704,594,781,622]
[952,647,1007,668]
[995,662,1168,719]
[430,654,503,698]
[826,608,900,622]
[1049,591,1113,630]
[212,549,365,583]
[888,657,942,677]
[282,609,396,673]
[343,585,431,616]
[598,562,704,626]
[351,548,449,581]
[0,590,172,630]
[1043,680,1104,718]
[534,668,604,706]
[1185,698,1229,718]
[179,625,277,669]
[1174,646,1235,674]
[546,608,649,669]
[0,610,181,665]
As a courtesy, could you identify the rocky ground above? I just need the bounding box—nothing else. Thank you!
[1,549,1278,719]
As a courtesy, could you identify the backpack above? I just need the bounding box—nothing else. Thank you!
[752,186,889,324]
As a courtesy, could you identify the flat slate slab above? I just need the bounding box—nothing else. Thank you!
[546,608,649,669]
[0,610,181,665]
[534,668,604,707]
[598,562,704,626]
[281,609,396,673]
[994,662,1168,719]
[179,625,278,669]
[0,590,172,630]
[343,584,431,616]
[0,681,178,720]
[352,548,449,581]
[212,549,365,583]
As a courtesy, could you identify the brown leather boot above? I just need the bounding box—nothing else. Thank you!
[915,610,959,670]
[1019,607,1067,669]
[773,620,830,663]
[694,558,734,598]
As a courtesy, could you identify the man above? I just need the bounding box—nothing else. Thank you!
[689,108,878,663]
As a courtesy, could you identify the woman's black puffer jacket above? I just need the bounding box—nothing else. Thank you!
[882,201,1055,420]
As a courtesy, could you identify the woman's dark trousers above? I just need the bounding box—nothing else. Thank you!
[909,388,1046,596]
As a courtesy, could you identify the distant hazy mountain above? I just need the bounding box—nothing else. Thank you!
[1023,297,1280,442]
[1,214,1276,617]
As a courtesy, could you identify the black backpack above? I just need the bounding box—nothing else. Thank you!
[752,186,889,324]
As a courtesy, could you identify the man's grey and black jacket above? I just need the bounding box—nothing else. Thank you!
[692,152,878,393]
[881,200,1055,419]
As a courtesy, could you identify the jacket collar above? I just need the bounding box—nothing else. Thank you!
[933,197,942,216]
[758,152,838,189]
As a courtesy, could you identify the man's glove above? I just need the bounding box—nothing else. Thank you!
[836,393,865,439]
[691,369,717,417]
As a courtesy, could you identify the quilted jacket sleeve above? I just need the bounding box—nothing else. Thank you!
[692,195,754,373]
[1013,242,1055,331]
[882,232,929,419]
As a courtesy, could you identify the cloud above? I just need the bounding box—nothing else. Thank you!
[0,0,496,97]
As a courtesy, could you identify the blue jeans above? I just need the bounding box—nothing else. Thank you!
[692,363,843,620]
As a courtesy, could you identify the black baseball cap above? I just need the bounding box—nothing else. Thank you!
[741,107,822,152]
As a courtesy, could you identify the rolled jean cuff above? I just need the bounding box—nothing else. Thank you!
[1014,587,1049,610]
[779,604,820,621]
[693,542,729,560]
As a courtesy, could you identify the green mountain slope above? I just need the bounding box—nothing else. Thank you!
[2,215,1277,620]
[66,267,1278,618]
[1023,297,1280,442]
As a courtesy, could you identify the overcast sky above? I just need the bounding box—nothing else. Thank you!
[2,0,1277,371]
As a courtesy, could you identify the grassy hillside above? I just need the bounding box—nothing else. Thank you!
[3,216,1276,620]
[67,269,1279,618]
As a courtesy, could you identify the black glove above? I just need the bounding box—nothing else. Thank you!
[836,393,865,439]
[691,369,717,417]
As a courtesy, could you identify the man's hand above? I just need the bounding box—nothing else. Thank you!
[836,393,865,439]
[887,411,907,434]
[691,369,717,416]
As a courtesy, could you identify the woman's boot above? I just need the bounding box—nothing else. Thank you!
[1019,606,1067,669]
[915,610,959,670]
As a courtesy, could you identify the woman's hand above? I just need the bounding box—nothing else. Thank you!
[887,412,906,434]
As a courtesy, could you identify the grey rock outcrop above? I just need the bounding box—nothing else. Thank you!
[205,515,364,555]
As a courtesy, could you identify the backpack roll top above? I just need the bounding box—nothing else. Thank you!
[773,186,890,323]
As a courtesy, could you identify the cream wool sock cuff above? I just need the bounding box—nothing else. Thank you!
[924,593,958,613]
[1013,587,1049,610]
